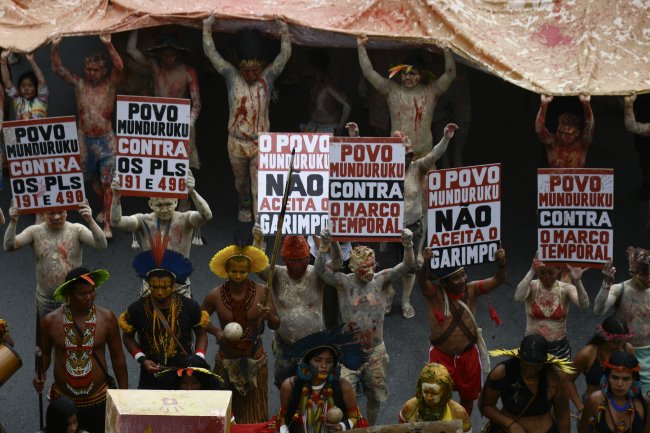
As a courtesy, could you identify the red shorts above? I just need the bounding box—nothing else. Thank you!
[428,344,482,401]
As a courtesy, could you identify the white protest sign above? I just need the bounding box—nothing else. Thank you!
[537,168,613,267]
[3,116,86,213]
[258,133,330,235]
[329,137,405,242]
[115,95,190,198]
[427,164,501,269]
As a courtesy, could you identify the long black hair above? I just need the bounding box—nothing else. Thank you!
[45,396,78,433]
[588,315,631,346]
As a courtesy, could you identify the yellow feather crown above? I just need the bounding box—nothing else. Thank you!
[209,245,269,279]
[489,348,576,374]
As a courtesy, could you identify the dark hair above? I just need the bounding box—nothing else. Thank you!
[399,54,432,84]
[45,396,77,433]
[303,346,339,364]
[17,71,37,95]
[176,355,221,390]
[146,269,176,281]
[588,316,630,345]
[605,351,640,380]
[519,334,548,363]
[84,52,106,66]
[63,267,94,294]
[558,113,580,130]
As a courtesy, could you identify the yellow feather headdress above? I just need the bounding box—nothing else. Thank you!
[489,348,575,374]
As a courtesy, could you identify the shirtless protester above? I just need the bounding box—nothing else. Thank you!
[4,201,107,316]
[51,34,123,237]
[127,31,202,169]
[535,94,594,168]
[594,247,650,393]
[202,243,280,423]
[203,15,291,222]
[252,224,343,388]
[357,36,455,159]
[110,170,212,297]
[34,267,128,433]
[314,227,414,425]
[419,246,507,414]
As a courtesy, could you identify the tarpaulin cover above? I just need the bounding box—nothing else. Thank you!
[0,0,649,95]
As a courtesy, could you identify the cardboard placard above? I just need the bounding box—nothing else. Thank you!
[3,116,86,213]
[115,95,191,198]
[537,168,614,267]
[257,133,330,235]
[329,137,405,242]
[427,164,501,269]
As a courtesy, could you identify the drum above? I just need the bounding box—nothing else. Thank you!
[0,343,22,386]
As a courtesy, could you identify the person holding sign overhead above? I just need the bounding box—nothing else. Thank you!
[3,201,107,316]
[51,34,124,238]
[203,14,292,223]
[110,170,212,298]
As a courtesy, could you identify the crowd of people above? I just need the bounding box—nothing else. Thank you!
[0,15,650,433]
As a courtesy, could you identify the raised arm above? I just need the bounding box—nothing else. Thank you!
[593,260,620,315]
[469,248,507,300]
[314,228,348,289]
[433,48,456,94]
[384,229,415,283]
[580,95,594,146]
[417,123,457,170]
[624,94,650,137]
[100,34,124,85]
[110,176,142,231]
[419,247,440,298]
[26,52,46,88]
[3,200,34,251]
[202,14,238,76]
[535,94,554,145]
[0,51,13,89]
[357,36,392,96]
[77,203,108,249]
[187,66,201,126]
[186,171,213,227]
[566,265,589,308]
[514,256,537,302]
[251,223,272,281]
[126,30,150,68]
[50,36,80,85]
[264,19,292,81]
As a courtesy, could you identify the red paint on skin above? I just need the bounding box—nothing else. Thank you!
[231,96,248,130]
[58,245,69,263]
[533,24,573,47]
[413,96,425,139]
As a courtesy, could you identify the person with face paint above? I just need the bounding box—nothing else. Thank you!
[119,241,208,390]
[535,94,594,168]
[515,255,589,359]
[567,316,636,422]
[252,226,344,388]
[127,31,202,169]
[594,247,650,394]
[203,14,292,222]
[51,35,123,238]
[579,351,648,433]
[357,36,455,160]
[34,267,128,433]
[419,245,507,415]
[4,201,107,316]
[314,228,414,425]
[202,243,280,423]
[1,50,48,120]
[275,327,368,433]
[399,363,471,430]
[480,334,573,433]
[110,170,212,298]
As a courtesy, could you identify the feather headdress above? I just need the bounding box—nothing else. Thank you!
[53,269,110,302]
[489,348,575,374]
[132,220,192,283]
[209,232,269,279]
[283,325,367,371]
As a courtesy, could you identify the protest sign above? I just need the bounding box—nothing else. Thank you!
[537,168,613,267]
[115,95,190,198]
[3,116,85,213]
[258,133,330,235]
[329,137,405,242]
[427,164,501,269]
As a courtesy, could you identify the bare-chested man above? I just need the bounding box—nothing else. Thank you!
[110,170,212,297]
[127,31,202,169]
[252,224,343,388]
[419,246,507,415]
[357,36,455,160]
[535,94,594,168]
[51,35,123,238]
[594,247,650,393]
[202,243,280,423]
[203,15,291,222]
[34,267,128,433]
[314,227,414,425]
[4,202,107,316]
[300,49,351,135]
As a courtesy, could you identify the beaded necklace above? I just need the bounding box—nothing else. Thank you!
[292,382,335,433]
[597,394,635,433]
[221,280,256,352]
[63,305,96,395]
[144,295,182,364]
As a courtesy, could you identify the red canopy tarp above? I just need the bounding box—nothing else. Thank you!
[1,0,649,95]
